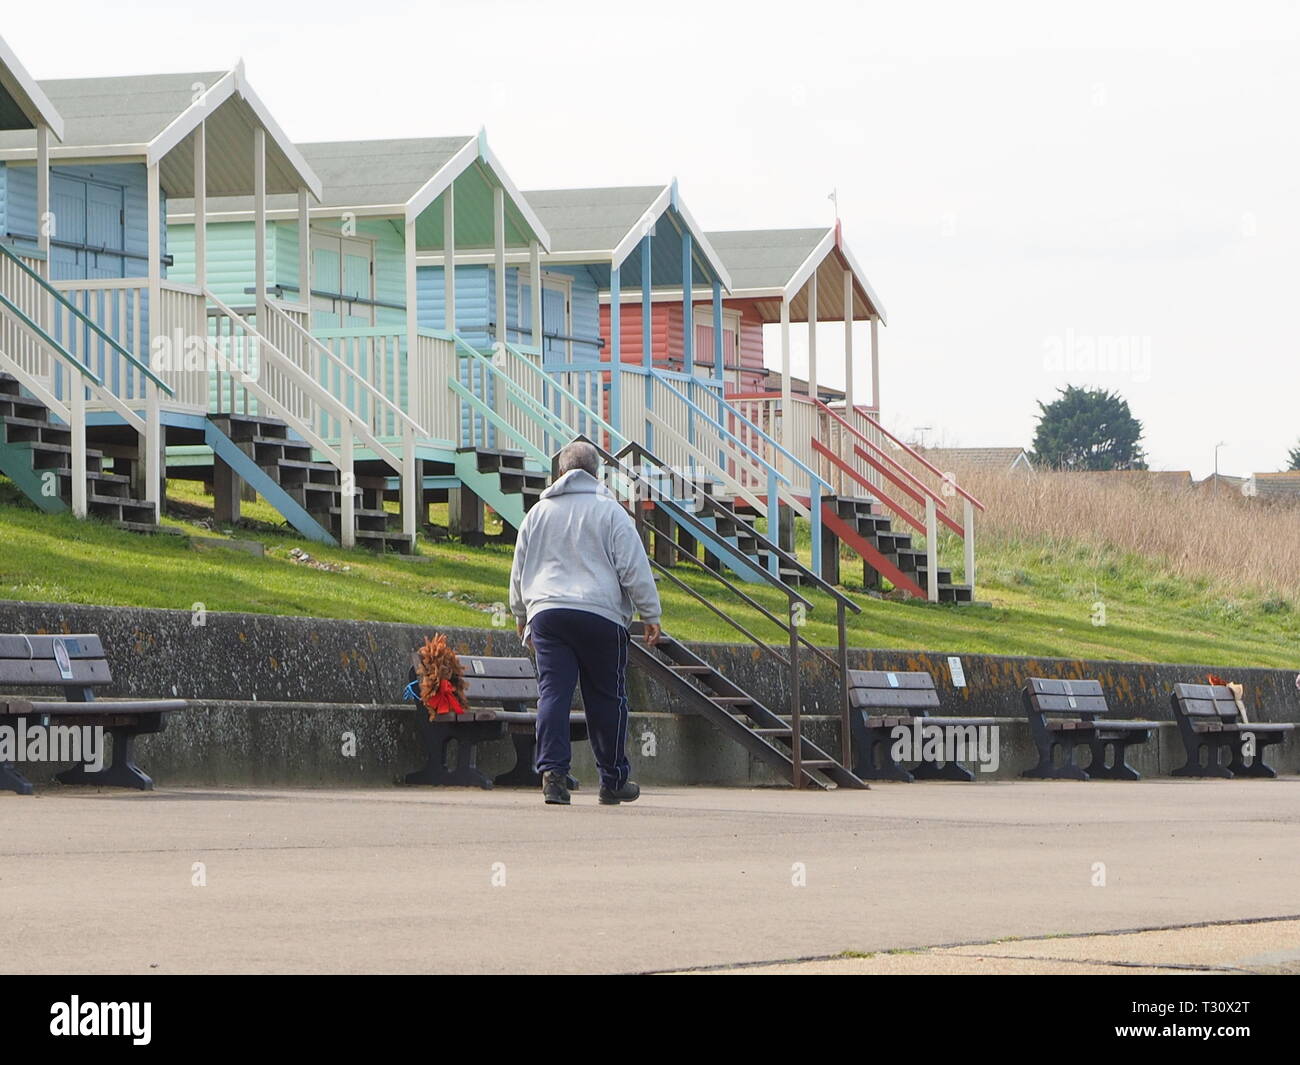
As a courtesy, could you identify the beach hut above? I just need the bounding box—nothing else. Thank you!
[0,61,353,537]
[167,131,550,542]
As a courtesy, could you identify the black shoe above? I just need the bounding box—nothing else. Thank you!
[542,770,570,805]
[598,779,640,805]
[565,774,580,792]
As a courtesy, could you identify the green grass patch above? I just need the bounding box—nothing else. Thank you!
[0,477,1295,668]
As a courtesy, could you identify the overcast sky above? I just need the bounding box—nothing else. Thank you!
[9,0,1298,476]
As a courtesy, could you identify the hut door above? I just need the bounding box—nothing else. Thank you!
[49,173,126,281]
[310,231,375,328]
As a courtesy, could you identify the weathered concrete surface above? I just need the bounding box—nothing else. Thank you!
[691,919,1300,974]
[2,599,1297,785]
[1,780,1297,974]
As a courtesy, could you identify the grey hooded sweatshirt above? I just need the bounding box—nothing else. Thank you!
[508,469,661,632]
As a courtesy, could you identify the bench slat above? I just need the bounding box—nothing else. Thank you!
[1026,678,1104,698]
[847,670,937,691]
[850,688,941,710]
[1030,693,1110,714]
[0,659,112,686]
[0,699,187,716]
[463,677,538,702]
[0,634,105,660]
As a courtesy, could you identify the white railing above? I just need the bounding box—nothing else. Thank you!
[313,325,457,445]
[0,250,51,385]
[204,293,422,546]
[51,278,208,412]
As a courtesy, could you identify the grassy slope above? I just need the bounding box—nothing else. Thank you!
[0,478,1295,668]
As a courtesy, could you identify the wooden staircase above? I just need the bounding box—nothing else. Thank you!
[823,496,973,603]
[208,413,413,553]
[0,372,158,530]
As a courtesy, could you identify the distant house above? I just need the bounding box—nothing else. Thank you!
[1244,472,1300,501]
[919,447,1034,474]
[756,368,844,404]
[1196,473,1247,495]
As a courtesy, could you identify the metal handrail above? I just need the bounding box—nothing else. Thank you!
[615,439,859,614]
[0,243,173,395]
[576,434,858,787]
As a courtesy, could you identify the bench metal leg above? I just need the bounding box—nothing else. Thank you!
[1085,740,1142,781]
[406,720,502,789]
[853,730,915,783]
[910,759,975,782]
[0,760,33,796]
[55,728,154,790]
[1228,739,1280,779]
[493,731,543,788]
[1172,736,1235,778]
[494,727,585,790]
[1021,739,1089,780]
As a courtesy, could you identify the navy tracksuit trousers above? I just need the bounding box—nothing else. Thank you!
[530,608,631,790]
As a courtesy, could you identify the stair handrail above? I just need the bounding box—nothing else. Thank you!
[261,299,426,440]
[501,340,628,452]
[450,335,588,463]
[661,372,834,502]
[0,243,173,396]
[614,438,860,615]
[827,400,985,512]
[578,434,859,787]
[205,290,401,472]
[0,290,146,436]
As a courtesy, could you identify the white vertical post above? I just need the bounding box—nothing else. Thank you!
[403,216,419,543]
[963,497,976,594]
[340,420,355,548]
[145,162,163,518]
[779,296,791,471]
[493,185,506,348]
[870,314,880,414]
[806,271,818,403]
[443,184,456,334]
[842,268,854,412]
[35,123,50,350]
[297,186,309,311]
[35,124,50,282]
[253,128,267,320]
[529,239,542,351]
[925,495,939,602]
[841,268,854,495]
[70,381,87,518]
[193,121,207,291]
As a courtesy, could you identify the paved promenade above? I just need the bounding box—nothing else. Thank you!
[2,779,1297,973]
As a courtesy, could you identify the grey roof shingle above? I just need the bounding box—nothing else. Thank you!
[705,228,827,292]
[0,71,226,150]
[523,186,665,254]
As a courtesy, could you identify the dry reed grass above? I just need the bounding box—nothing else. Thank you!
[947,467,1300,603]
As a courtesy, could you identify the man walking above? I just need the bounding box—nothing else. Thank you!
[509,441,662,806]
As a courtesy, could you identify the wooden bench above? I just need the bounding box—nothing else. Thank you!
[0,633,187,794]
[847,670,999,782]
[405,653,588,789]
[1020,677,1155,780]
[1170,683,1294,778]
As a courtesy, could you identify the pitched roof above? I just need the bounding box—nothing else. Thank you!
[169,134,549,250]
[524,183,730,289]
[1247,472,1300,499]
[0,65,320,199]
[0,34,63,137]
[919,447,1034,472]
[704,223,886,323]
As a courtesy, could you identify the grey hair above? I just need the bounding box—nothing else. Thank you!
[556,441,600,478]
